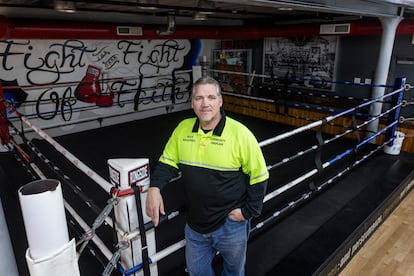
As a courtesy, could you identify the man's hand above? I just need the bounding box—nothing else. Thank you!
[228,208,245,222]
[145,187,165,227]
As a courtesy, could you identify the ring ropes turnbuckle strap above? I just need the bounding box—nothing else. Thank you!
[133,185,151,276]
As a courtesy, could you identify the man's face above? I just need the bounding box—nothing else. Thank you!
[191,83,223,126]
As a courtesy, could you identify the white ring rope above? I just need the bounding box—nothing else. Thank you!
[6,102,114,193]
[259,86,403,147]
[209,68,271,78]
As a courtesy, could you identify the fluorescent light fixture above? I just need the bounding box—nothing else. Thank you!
[137,0,159,10]
[54,0,76,13]
[193,12,208,21]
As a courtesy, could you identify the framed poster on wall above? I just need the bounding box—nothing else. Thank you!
[212,49,252,94]
[263,36,337,90]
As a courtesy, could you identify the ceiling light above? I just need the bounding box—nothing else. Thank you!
[157,14,175,35]
[278,7,294,11]
[197,0,215,15]
[137,0,159,10]
[54,0,76,13]
[193,12,208,21]
[197,0,215,10]
[193,0,215,20]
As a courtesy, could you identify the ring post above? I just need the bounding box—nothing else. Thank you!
[384,77,405,154]
[18,179,80,276]
[192,65,202,82]
[108,158,157,275]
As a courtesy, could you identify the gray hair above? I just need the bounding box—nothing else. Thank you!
[191,76,222,98]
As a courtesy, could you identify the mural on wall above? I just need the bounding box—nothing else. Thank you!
[0,38,199,132]
[264,36,337,90]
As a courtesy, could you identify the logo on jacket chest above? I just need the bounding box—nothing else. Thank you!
[210,137,225,146]
[183,135,196,142]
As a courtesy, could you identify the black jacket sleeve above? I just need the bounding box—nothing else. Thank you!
[150,162,180,190]
[241,179,268,220]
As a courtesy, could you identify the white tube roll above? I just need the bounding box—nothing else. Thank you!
[25,238,80,276]
[18,179,69,260]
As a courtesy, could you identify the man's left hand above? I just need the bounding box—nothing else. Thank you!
[228,208,245,221]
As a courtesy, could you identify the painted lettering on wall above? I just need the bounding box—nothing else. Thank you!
[0,38,194,131]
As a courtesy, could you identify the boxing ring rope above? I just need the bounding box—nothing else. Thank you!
[5,102,114,193]
[251,137,391,232]
[399,99,414,138]
[263,119,398,203]
[3,93,189,274]
[267,105,401,170]
[3,100,188,275]
[2,113,116,259]
[208,68,394,93]
[1,72,410,275]
[265,101,402,172]
[258,85,404,147]
[220,90,377,134]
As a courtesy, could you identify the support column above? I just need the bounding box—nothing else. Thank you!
[0,198,19,276]
[367,16,403,139]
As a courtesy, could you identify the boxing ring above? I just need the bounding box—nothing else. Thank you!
[0,68,414,276]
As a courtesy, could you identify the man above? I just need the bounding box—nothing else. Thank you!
[146,76,269,276]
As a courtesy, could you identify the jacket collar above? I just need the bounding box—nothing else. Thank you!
[192,109,226,136]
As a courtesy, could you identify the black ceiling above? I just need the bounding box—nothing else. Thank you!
[0,0,414,26]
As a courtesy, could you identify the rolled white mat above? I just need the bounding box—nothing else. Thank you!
[25,238,80,276]
[18,179,69,260]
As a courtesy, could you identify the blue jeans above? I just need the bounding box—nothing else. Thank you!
[185,217,250,276]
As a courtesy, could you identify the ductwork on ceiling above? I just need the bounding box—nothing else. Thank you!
[0,0,413,27]
[0,0,414,39]
[157,14,175,36]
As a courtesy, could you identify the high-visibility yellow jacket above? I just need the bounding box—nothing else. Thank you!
[151,111,269,233]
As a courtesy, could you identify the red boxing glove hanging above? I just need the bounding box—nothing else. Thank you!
[74,65,102,103]
[74,65,114,107]
[0,82,11,145]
